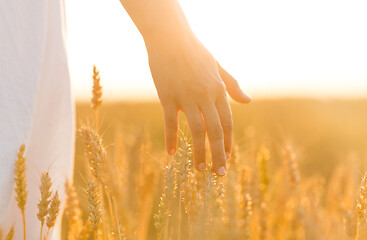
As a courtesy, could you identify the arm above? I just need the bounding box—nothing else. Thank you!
[119,0,251,175]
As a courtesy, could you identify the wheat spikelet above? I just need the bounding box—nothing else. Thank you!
[164,160,177,199]
[176,137,191,184]
[91,65,102,110]
[79,126,108,188]
[37,172,52,240]
[43,191,61,240]
[355,173,367,239]
[240,193,253,240]
[154,194,169,240]
[65,179,83,240]
[86,178,102,234]
[14,144,27,240]
[5,226,14,240]
[356,173,367,218]
[283,145,301,184]
[15,144,27,211]
[182,172,202,219]
[257,146,270,195]
[256,147,270,240]
[201,170,224,218]
[111,219,127,240]
[46,191,61,228]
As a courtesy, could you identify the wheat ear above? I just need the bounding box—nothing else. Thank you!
[87,177,102,240]
[14,144,28,240]
[154,194,169,240]
[37,172,52,240]
[356,173,367,240]
[45,191,61,240]
[91,65,102,130]
[5,226,14,240]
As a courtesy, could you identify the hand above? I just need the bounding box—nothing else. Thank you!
[146,34,251,176]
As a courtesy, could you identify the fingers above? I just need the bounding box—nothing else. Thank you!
[184,106,206,171]
[200,103,227,176]
[217,62,252,104]
[216,95,233,157]
[163,104,179,155]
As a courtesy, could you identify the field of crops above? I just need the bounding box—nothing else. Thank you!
[67,97,367,240]
[5,95,367,240]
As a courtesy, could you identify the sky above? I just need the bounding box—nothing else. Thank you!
[65,0,367,100]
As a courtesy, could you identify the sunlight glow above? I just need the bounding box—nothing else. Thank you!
[65,0,367,100]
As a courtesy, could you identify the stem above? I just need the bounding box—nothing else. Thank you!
[98,184,107,240]
[164,224,168,240]
[40,223,44,240]
[107,192,115,223]
[164,202,170,240]
[22,210,26,240]
[44,228,50,240]
[94,109,99,132]
[178,191,182,240]
[356,217,361,240]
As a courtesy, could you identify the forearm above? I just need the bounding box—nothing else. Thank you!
[119,0,194,46]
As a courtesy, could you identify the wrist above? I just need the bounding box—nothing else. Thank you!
[126,1,194,48]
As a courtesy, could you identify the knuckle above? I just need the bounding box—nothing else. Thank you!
[191,124,205,138]
[217,81,226,94]
[222,119,233,132]
[210,124,224,140]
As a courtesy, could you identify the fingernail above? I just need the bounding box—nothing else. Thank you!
[168,149,175,156]
[242,91,252,103]
[198,163,206,171]
[226,152,230,159]
[216,166,226,176]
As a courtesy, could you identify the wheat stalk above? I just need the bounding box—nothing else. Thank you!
[14,144,28,240]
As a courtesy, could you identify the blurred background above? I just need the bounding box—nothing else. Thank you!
[65,0,367,100]
[65,0,367,172]
[65,0,367,174]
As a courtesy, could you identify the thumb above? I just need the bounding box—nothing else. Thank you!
[217,62,252,104]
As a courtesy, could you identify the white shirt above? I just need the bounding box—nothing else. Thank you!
[0,0,74,238]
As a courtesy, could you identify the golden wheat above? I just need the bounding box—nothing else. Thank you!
[45,191,61,240]
[4,226,14,240]
[14,144,27,240]
[86,177,103,239]
[37,172,52,240]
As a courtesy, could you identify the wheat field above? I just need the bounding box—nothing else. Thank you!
[70,98,367,240]
[3,69,367,240]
